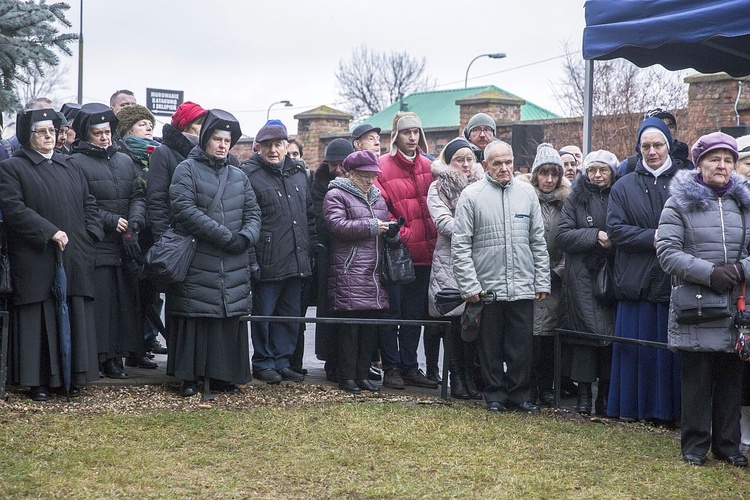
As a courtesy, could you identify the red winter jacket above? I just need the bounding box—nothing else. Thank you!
[376,150,437,266]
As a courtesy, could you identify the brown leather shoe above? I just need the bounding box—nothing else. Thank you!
[382,367,405,390]
[401,368,439,389]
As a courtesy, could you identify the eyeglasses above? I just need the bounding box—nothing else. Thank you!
[32,128,56,136]
[352,171,377,181]
[586,167,611,176]
[451,155,475,165]
[470,127,494,136]
[641,142,666,151]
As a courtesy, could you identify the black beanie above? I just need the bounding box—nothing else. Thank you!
[324,138,355,162]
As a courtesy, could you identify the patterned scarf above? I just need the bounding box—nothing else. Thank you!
[123,135,160,170]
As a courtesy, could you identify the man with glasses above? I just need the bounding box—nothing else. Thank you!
[618,108,694,176]
[463,112,497,162]
[351,123,382,155]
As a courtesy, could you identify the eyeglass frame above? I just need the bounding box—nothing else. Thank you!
[31,127,57,137]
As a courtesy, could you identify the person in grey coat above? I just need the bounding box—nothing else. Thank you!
[452,141,550,414]
[657,132,749,467]
[166,109,261,397]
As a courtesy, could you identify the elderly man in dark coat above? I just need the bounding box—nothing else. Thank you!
[0,108,104,400]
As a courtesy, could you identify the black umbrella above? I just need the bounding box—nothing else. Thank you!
[51,248,72,401]
[735,283,750,361]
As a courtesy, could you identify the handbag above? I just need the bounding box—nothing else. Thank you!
[0,225,11,296]
[672,283,731,324]
[380,241,415,286]
[143,166,229,285]
[594,260,616,305]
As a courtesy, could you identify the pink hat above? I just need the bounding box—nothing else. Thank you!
[343,150,381,173]
[691,132,738,166]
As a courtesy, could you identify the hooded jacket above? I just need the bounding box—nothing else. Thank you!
[452,174,550,301]
[557,175,616,340]
[241,153,316,281]
[516,173,571,334]
[426,140,484,317]
[657,170,750,352]
[70,138,146,267]
[375,150,437,266]
[323,177,390,312]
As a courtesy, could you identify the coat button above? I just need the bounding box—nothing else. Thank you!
[293,220,297,224]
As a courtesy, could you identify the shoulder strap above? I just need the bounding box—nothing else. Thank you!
[206,166,229,217]
[739,208,746,262]
[627,155,638,174]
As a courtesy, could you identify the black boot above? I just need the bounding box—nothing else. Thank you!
[424,332,442,383]
[595,379,609,416]
[575,382,592,415]
[449,361,470,400]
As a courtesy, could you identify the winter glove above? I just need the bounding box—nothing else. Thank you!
[385,222,400,239]
[122,228,141,259]
[224,234,249,254]
[710,264,741,293]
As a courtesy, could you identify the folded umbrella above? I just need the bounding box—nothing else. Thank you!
[435,288,465,316]
[51,248,72,401]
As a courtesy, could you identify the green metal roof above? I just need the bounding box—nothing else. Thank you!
[359,85,559,132]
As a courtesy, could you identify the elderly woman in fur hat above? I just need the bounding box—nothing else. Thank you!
[427,137,484,399]
[517,143,570,406]
[657,132,749,467]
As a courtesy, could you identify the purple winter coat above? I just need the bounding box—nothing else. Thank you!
[323,178,391,312]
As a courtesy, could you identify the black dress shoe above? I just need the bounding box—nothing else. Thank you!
[52,385,80,398]
[505,401,541,414]
[125,356,158,369]
[103,358,129,379]
[538,390,555,407]
[683,453,707,466]
[486,401,503,413]
[209,379,242,394]
[714,452,748,467]
[277,367,304,382]
[179,381,197,397]
[254,369,282,384]
[291,367,308,376]
[355,379,380,392]
[30,386,51,401]
[339,379,361,394]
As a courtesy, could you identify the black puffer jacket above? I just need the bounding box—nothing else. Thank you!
[607,158,687,302]
[147,124,240,239]
[71,140,146,267]
[557,176,616,340]
[312,162,336,245]
[168,147,261,317]
[241,153,317,281]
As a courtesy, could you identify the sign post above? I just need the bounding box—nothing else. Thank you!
[146,88,184,116]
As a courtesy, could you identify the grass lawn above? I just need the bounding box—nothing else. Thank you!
[1,384,749,498]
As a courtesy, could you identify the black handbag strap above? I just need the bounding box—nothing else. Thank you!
[206,167,229,217]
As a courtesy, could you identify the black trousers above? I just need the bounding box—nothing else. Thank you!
[680,350,743,457]
[478,300,533,406]
[337,310,381,380]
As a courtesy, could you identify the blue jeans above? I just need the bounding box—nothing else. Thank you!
[379,265,431,373]
[251,278,303,371]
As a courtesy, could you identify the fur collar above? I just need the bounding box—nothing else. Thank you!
[329,177,381,204]
[161,123,197,159]
[516,173,571,203]
[668,169,750,211]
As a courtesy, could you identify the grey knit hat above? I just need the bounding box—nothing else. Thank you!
[466,113,496,134]
[531,143,563,174]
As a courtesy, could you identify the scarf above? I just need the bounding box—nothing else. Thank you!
[123,135,160,169]
[436,166,483,211]
[696,173,734,198]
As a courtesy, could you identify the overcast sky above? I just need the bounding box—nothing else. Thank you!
[52,0,588,136]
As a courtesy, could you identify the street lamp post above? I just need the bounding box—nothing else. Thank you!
[464,53,506,88]
[266,100,293,120]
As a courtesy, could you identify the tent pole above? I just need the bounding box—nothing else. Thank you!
[582,59,594,155]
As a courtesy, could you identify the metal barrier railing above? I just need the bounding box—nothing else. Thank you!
[243,315,453,399]
[553,328,670,408]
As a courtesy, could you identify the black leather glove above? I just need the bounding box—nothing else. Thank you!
[710,265,740,293]
[225,234,248,254]
[122,228,141,259]
[385,222,401,239]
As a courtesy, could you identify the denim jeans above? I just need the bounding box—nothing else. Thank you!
[251,278,302,371]
[378,265,431,373]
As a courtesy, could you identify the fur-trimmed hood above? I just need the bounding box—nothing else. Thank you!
[516,172,571,203]
[668,169,750,212]
[161,123,198,159]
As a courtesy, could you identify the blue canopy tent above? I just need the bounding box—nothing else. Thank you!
[581,0,750,153]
